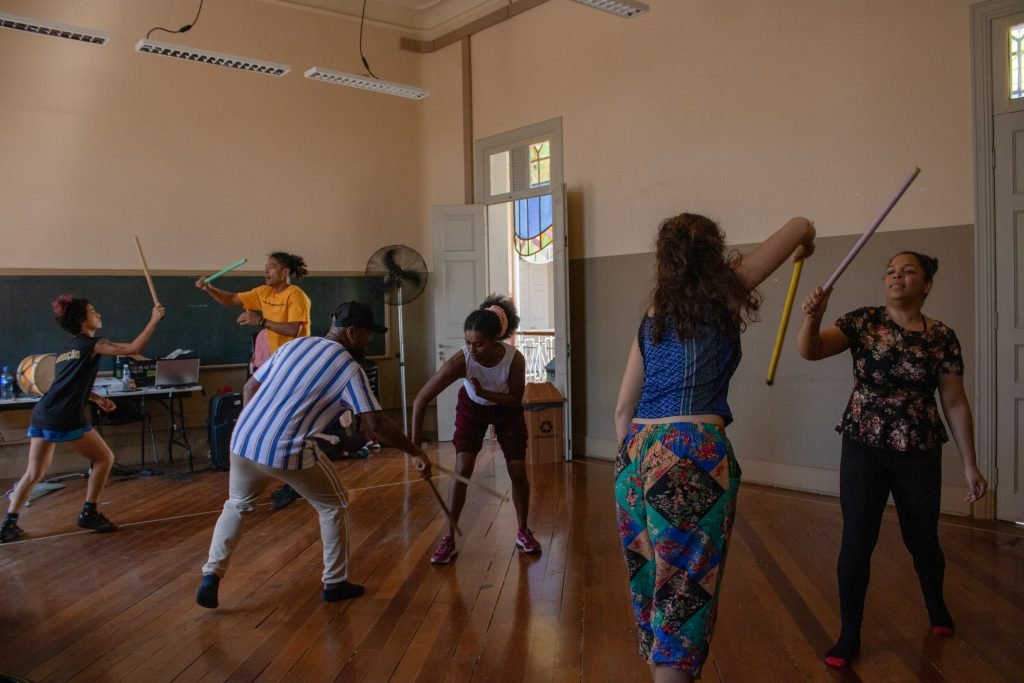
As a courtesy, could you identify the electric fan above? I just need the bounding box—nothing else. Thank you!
[365,245,429,431]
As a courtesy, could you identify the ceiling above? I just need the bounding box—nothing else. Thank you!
[268,0,518,38]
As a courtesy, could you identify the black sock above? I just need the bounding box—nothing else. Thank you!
[3,513,17,524]
[82,502,97,516]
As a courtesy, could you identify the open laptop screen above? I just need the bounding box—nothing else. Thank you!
[154,358,200,387]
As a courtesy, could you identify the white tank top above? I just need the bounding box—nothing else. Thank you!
[463,342,515,405]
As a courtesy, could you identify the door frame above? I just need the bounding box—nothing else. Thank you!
[473,117,572,460]
[971,0,1024,519]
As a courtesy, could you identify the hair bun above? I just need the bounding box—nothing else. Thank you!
[52,294,74,316]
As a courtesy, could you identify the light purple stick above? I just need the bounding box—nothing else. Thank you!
[823,167,921,292]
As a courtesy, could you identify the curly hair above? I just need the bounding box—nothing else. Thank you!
[649,213,761,343]
[464,294,520,341]
[269,252,308,280]
[52,295,90,334]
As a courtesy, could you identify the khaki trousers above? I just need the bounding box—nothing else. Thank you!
[202,452,349,585]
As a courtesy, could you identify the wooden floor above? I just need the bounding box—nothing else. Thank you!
[0,444,1021,683]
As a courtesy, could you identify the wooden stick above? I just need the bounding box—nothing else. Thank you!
[133,235,160,305]
[426,478,462,536]
[823,167,920,292]
[766,258,803,385]
[434,463,511,502]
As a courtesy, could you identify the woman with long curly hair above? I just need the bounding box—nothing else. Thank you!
[1,296,164,543]
[614,213,816,681]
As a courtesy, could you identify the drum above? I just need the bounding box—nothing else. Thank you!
[17,354,57,396]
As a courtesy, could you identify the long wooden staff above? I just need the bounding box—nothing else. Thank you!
[766,259,803,385]
[133,235,160,305]
[426,479,462,536]
[822,167,920,292]
[434,463,511,502]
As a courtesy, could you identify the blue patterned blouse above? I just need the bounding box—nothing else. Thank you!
[634,315,742,425]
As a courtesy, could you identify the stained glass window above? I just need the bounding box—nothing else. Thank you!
[529,142,551,188]
[1012,24,1024,99]
[514,194,553,264]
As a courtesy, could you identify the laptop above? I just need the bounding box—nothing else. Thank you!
[154,358,200,388]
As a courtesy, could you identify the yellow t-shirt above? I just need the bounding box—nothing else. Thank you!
[237,284,311,355]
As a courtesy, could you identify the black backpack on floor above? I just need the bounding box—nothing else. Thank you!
[208,392,243,470]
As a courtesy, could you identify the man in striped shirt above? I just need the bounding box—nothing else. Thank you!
[196,301,432,608]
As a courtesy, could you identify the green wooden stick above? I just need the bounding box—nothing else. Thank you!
[203,258,247,284]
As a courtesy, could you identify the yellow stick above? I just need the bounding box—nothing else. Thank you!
[766,259,804,385]
[426,478,462,536]
[434,463,511,502]
[133,235,160,305]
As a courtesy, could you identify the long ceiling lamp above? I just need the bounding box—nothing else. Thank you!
[304,67,428,100]
[306,0,428,100]
[0,11,108,45]
[134,0,289,77]
[135,39,290,76]
[571,0,649,18]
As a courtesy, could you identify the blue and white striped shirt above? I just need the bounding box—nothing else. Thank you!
[230,336,381,470]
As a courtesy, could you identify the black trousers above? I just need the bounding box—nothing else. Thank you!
[836,436,946,634]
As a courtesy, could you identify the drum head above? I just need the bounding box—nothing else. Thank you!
[17,354,57,396]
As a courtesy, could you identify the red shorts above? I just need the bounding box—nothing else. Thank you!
[453,387,527,461]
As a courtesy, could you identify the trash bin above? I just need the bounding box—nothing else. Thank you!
[522,381,565,464]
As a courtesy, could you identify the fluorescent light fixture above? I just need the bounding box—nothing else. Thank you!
[304,67,430,100]
[572,0,649,18]
[0,11,108,45]
[135,39,290,77]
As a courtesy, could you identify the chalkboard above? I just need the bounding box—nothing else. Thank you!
[0,274,388,371]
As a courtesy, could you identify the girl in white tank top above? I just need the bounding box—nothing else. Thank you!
[462,341,516,405]
[409,294,541,564]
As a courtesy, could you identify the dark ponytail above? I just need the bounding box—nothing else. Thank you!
[269,252,309,280]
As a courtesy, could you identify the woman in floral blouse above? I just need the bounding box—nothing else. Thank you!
[797,251,987,669]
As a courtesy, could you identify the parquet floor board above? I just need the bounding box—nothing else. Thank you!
[0,446,1021,682]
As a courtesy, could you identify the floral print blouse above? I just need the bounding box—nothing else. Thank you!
[834,306,963,452]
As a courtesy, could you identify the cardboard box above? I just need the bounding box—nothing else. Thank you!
[523,381,565,464]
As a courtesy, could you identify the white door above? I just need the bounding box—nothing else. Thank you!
[991,10,1024,522]
[994,110,1024,522]
[431,205,487,442]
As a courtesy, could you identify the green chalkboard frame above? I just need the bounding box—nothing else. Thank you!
[0,274,389,372]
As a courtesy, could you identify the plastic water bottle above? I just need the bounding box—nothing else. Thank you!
[121,362,134,392]
[0,366,14,400]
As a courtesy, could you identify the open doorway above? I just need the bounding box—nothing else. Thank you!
[430,120,569,454]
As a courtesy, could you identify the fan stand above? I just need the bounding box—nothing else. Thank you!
[396,283,409,433]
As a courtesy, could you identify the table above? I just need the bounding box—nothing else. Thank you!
[0,382,205,472]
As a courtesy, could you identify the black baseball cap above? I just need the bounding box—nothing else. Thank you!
[332,301,387,333]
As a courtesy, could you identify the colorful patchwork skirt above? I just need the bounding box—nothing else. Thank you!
[615,421,741,677]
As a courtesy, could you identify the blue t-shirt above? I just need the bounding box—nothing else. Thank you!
[633,316,741,425]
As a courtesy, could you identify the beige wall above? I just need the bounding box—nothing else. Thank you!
[0,0,444,271]
[471,0,975,255]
